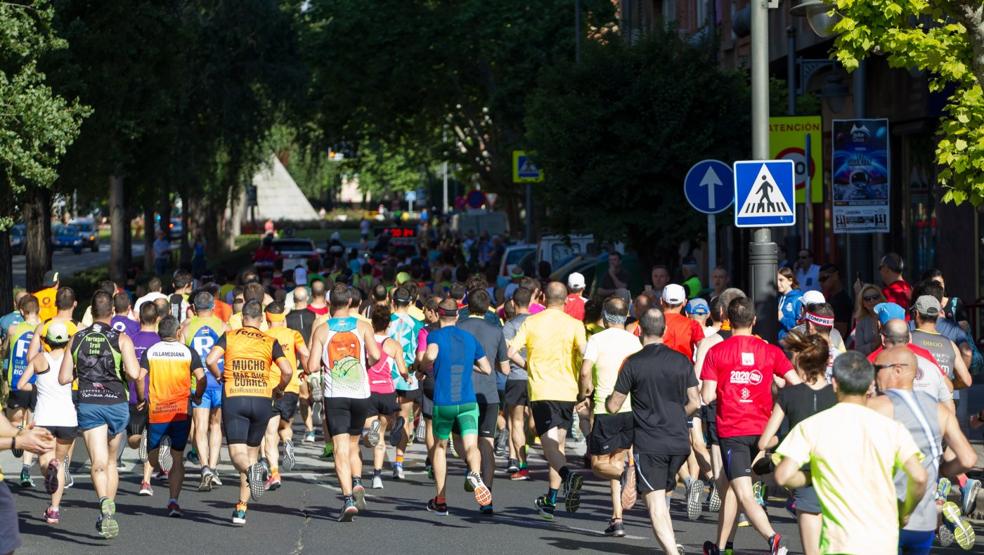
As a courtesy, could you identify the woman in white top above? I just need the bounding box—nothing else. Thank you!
[17,322,76,525]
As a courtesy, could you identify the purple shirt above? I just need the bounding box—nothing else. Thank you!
[111,315,140,338]
[129,330,161,404]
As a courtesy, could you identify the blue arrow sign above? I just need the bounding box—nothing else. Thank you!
[733,160,796,228]
[684,160,734,214]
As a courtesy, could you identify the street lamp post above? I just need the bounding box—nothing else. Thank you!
[749,0,779,342]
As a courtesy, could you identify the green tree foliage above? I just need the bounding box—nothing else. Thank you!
[525,31,749,263]
[831,0,984,204]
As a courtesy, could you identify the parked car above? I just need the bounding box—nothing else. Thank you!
[70,218,99,252]
[169,217,183,241]
[9,224,25,255]
[272,238,324,272]
[51,223,83,254]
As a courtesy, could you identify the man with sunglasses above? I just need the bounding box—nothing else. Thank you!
[794,249,821,293]
[817,264,852,337]
[867,313,952,409]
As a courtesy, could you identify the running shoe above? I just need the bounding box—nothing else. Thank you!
[708,482,721,512]
[338,497,358,522]
[198,468,214,492]
[186,448,199,466]
[753,480,767,508]
[562,471,584,513]
[938,524,955,547]
[353,482,367,511]
[210,472,223,487]
[322,443,334,460]
[534,495,556,520]
[621,468,637,510]
[158,435,173,472]
[448,437,458,458]
[259,457,270,475]
[138,481,153,496]
[371,473,383,489]
[507,459,520,474]
[389,416,406,447]
[44,459,60,494]
[232,502,247,525]
[961,478,980,516]
[282,439,296,472]
[366,419,382,447]
[701,540,720,555]
[767,533,787,555]
[479,504,494,515]
[604,518,625,537]
[676,545,686,555]
[426,465,434,480]
[737,513,750,527]
[303,431,316,443]
[510,468,530,481]
[43,506,60,525]
[98,497,119,539]
[137,430,148,463]
[247,462,267,501]
[19,467,34,488]
[265,472,282,491]
[415,420,426,444]
[942,501,976,550]
[63,459,74,489]
[466,471,492,506]
[167,501,182,518]
[426,498,449,516]
[937,477,952,502]
[687,479,704,520]
[393,463,405,481]
[153,469,169,482]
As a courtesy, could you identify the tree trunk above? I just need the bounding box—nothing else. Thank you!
[0,228,12,315]
[203,198,222,260]
[226,185,245,251]
[122,201,133,276]
[953,3,984,88]
[143,202,154,273]
[180,191,191,268]
[109,174,127,284]
[24,187,51,292]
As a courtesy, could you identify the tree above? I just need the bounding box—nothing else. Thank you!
[0,1,87,310]
[832,0,984,204]
[524,30,749,265]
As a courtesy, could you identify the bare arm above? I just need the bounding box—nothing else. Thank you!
[26,323,43,362]
[775,456,810,489]
[578,359,594,400]
[137,367,148,404]
[474,355,492,375]
[16,355,41,391]
[421,343,439,370]
[782,369,802,386]
[118,334,141,381]
[306,328,325,377]
[362,322,381,365]
[758,403,786,451]
[191,368,206,402]
[58,344,74,385]
[606,390,627,414]
[898,454,928,527]
[701,379,717,405]
[684,385,700,417]
[951,340,972,388]
[498,360,510,376]
[939,405,978,477]
[206,346,225,381]
[387,339,409,379]
[296,344,311,376]
[273,357,293,395]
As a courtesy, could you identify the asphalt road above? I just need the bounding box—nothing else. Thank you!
[11,243,145,289]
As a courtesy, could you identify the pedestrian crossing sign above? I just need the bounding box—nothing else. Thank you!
[512,150,544,183]
[733,160,796,228]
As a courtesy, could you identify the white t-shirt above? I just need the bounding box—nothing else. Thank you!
[584,327,642,415]
[134,292,168,315]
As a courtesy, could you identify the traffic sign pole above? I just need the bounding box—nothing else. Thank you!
[707,214,716,276]
[525,182,533,244]
[683,160,733,283]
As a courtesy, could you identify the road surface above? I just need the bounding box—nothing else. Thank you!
[12,244,144,289]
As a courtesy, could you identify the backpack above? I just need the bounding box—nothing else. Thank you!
[948,297,983,376]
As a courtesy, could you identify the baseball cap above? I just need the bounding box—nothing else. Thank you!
[686,298,710,316]
[873,302,906,326]
[509,265,524,279]
[661,284,687,305]
[395,271,412,285]
[801,290,826,306]
[45,322,70,344]
[567,272,585,291]
[42,270,59,288]
[392,287,412,303]
[913,295,942,317]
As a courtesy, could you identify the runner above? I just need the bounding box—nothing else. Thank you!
[306,284,381,521]
[127,302,161,496]
[15,322,75,525]
[34,270,60,322]
[365,304,408,489]
[774,352,928,555]
[456,288,510,514]
[756,331,835,555]
[387,286,422,480]
[700,296,799,555]
[286,286,318,443]
[137,316,207,517]
[180,291,228,491]
[57,290,141,539]
[420,298,494,515]
[110,293,138,337]
[507,281,587,520]
[563,273,587,321]
[868,347,978,552]
[0,291,27,342]
[578,295,642,537]
[415,295,442,478]
[501,287,533,480]
[205,299,293,525]
[3,294,40,487]
[660,284,704,360]
[606,307,699,554]
[262,302,310,490]
[910,295,973,397]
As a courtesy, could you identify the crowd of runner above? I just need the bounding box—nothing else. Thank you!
[1,224,983,555]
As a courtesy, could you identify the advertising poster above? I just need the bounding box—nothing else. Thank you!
[831,119,890,233]
[769,116,823,203]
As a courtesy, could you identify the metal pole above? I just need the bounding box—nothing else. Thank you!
[750,0,778,342]
[442,129,449,214]
[786,27,796,117]
[525,182,534,244]
[575,0,581,64]
[804,132,812,251]
[708,214,717,281]
[852,60,872,283]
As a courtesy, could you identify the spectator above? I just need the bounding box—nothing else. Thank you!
[794,249,821,292]
[818,263,852,337]
[879,253,912,311]
[597,251,629,298]
[850,284,884,356]
[777,267,804,341]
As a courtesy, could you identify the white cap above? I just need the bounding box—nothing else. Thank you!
[801,290,826,306]
[567,272,585,291]
[661,283,687,305]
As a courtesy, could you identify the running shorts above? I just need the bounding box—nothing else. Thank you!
[396,388,421,403]
[324,397,369,437]
[192,387,223,410]
[223,396,272,447]
[366,392,399,417]
[127,403,148,437]
[7,390,35,411]
[43,425,77,442]
[148,419,191,451]
[272,392,300,421]
[720,435,759,481]
[77,403,129,436]
[702,404,719,446]
[503,380,529,407]
[634,453,688,494]
[530,400,574,437]
[421,395,434,420]
[588,412,634,455]
[793,485,821,514]
[433,402,479,440]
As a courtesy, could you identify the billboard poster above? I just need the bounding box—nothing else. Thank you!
[831,119,890,233]
[769,116,823,203]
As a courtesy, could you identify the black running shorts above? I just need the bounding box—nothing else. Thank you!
[634,453,688,493]
[503,380,529,407]
[588,412,634,456]
[720,435,760,481]
[530,400,574,437]
[366,392,399,417]
[127,403,148,437]
[223,396,272,447]
[324,396,370,437]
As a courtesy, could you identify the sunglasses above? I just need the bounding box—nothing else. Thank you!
[863,295,880,302]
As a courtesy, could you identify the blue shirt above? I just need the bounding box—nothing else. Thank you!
[0,311,24,341]
[427,326,485,406]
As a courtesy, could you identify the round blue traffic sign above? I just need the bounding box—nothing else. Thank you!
[684,160,734,214]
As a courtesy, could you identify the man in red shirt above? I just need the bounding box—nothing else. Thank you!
[700,296,799,555]
[879,253,912,311]
[660,284,704,359]
[563,272,587,321]
[306,279,330,317]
